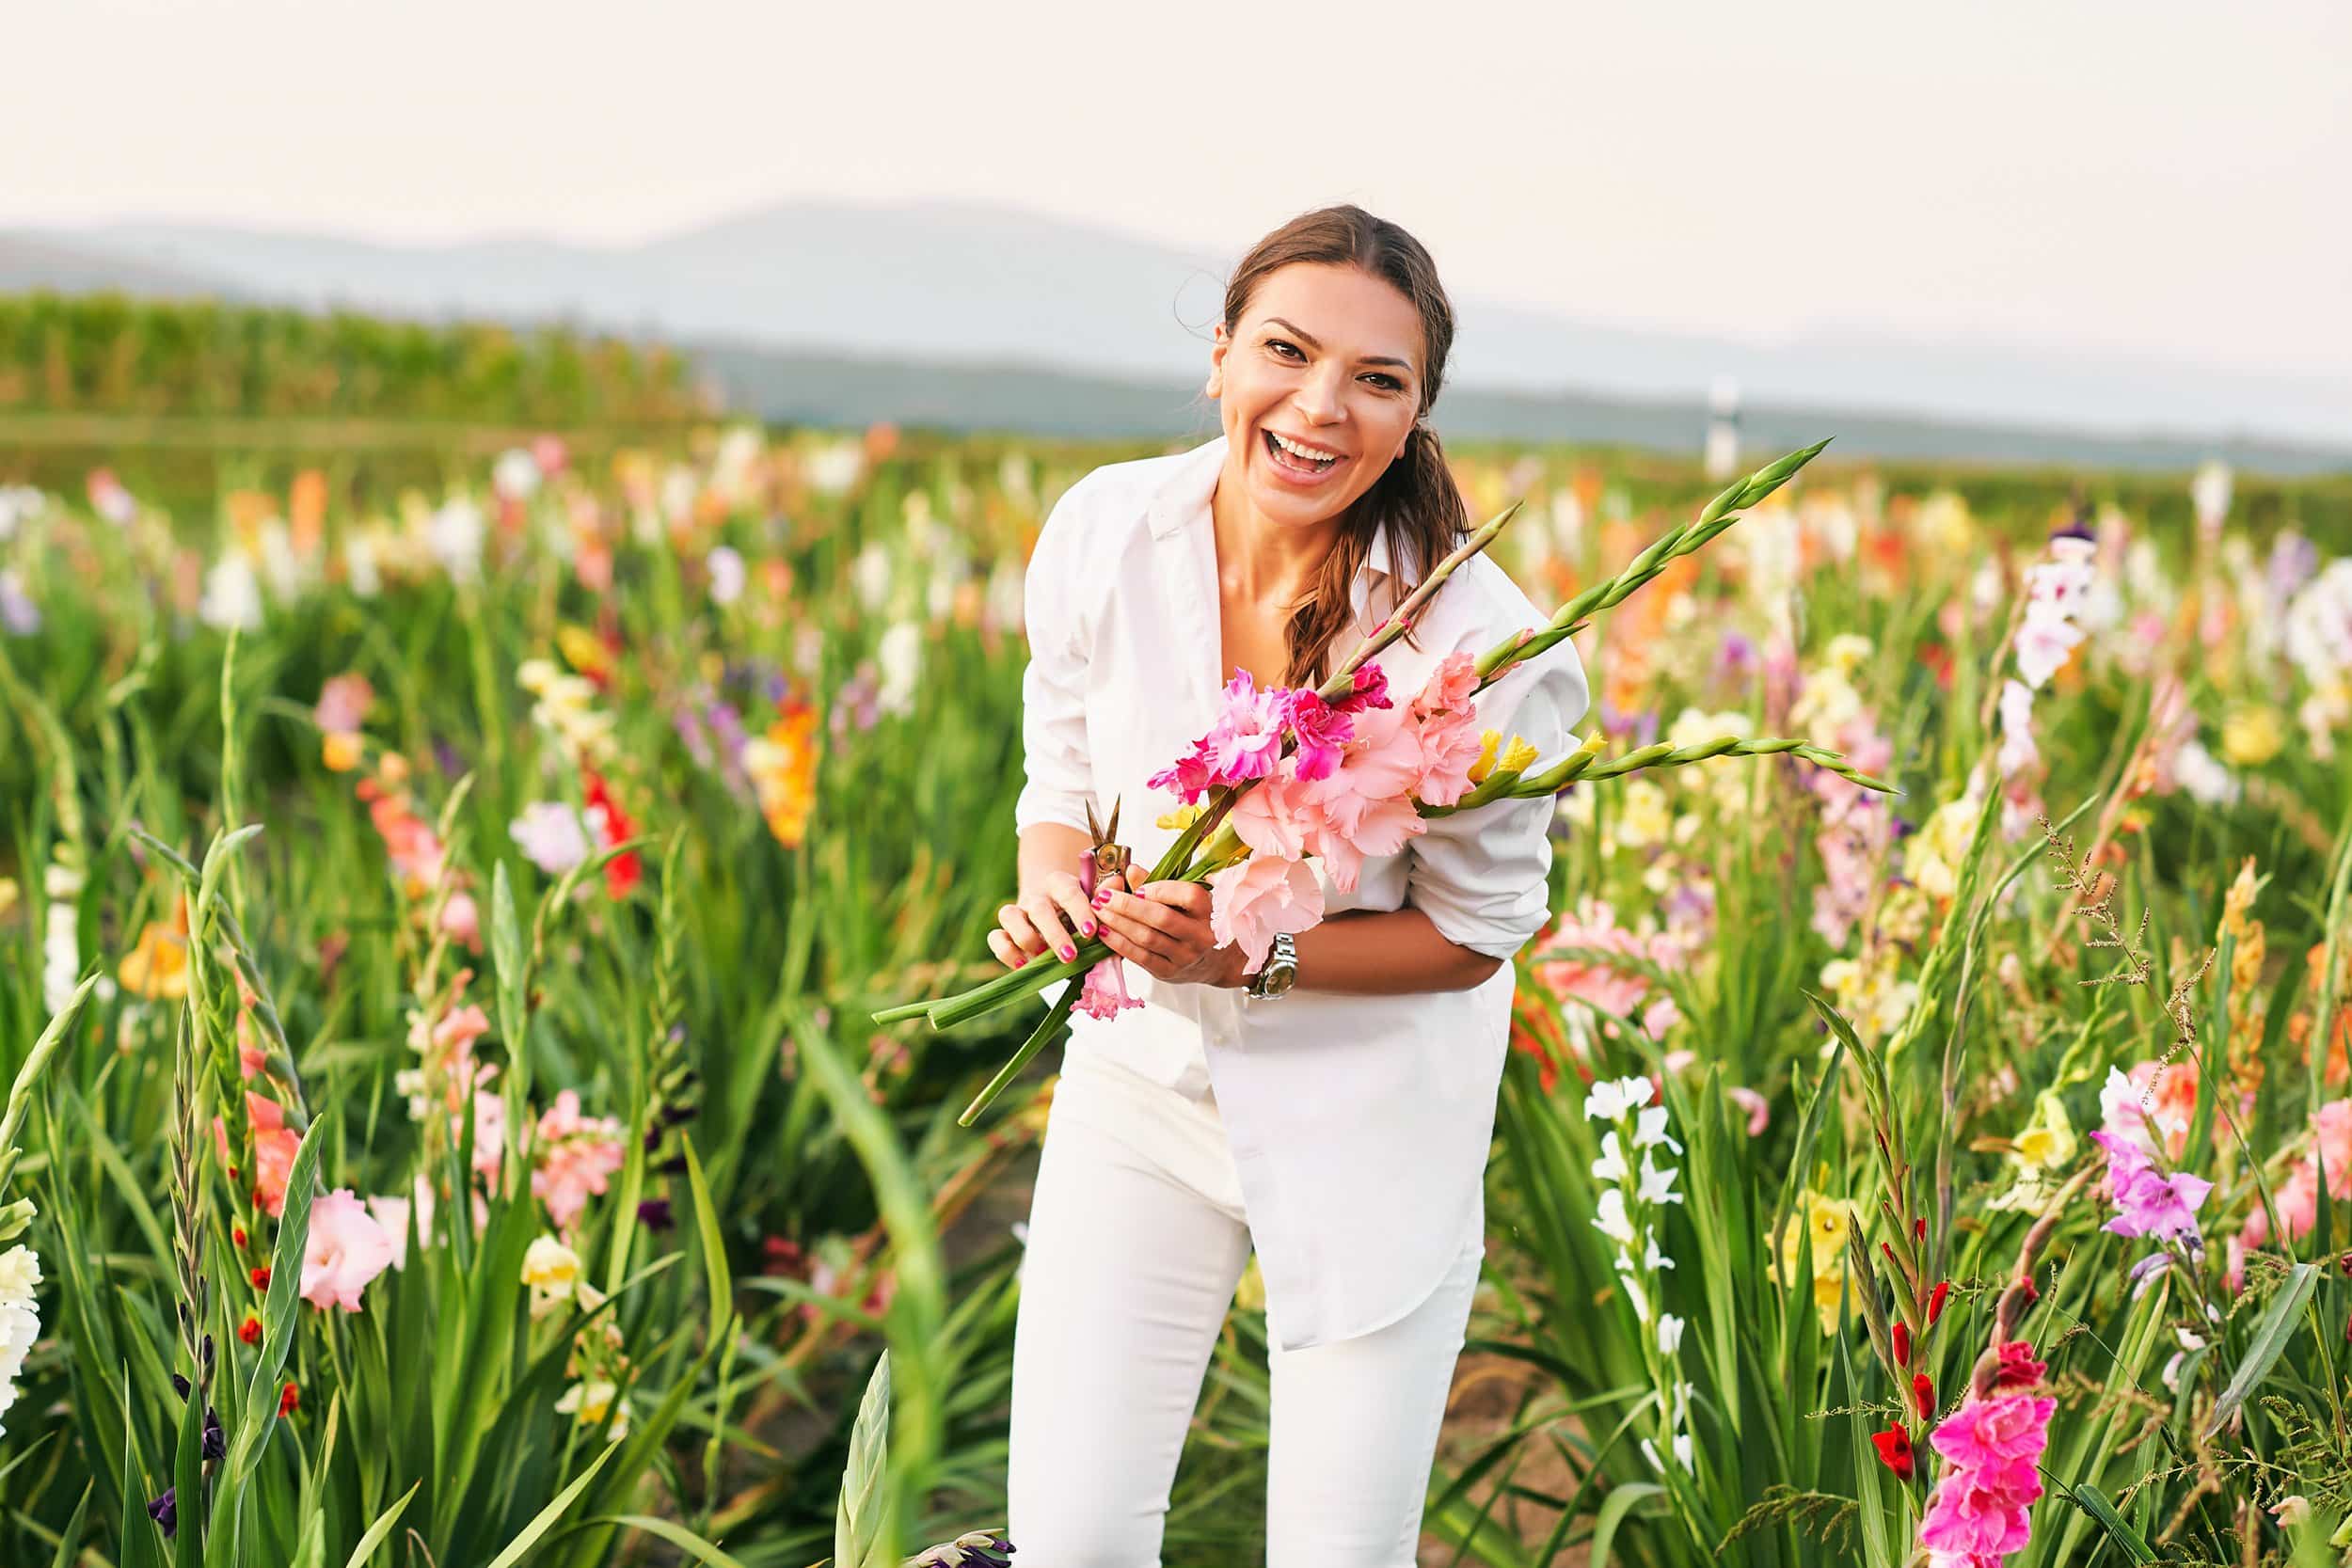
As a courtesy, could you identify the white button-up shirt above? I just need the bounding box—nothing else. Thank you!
[1012,432,1591,1352]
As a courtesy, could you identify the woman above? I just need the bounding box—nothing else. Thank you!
[994,204,1590,1565]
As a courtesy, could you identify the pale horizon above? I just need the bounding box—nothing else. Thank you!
[6,0,2347,398]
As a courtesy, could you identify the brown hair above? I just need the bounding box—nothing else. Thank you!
[1203,203,1468,690]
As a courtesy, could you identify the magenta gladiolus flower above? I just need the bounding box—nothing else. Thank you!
[2090,1129,2214,1243]
[1334,663,1391,713]
[1282,688,1355,781]
[1146,739,1217,804]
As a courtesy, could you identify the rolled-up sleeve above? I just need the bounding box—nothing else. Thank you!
[1406,644,1592,961]
[1011,485,1097,836]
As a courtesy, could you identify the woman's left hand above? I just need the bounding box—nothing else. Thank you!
[1088,870,1247,989]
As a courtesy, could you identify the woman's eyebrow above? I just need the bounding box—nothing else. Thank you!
[1263,317,1414,372]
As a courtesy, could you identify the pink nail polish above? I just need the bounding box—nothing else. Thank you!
[1060,945,1075,961]
[1082,922,1096,937]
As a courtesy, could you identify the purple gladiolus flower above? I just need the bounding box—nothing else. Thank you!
[149,1488,176,1537]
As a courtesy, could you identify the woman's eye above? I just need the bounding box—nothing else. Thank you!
[1368,373,1404,391]
[1268,340,1303,359]
[1270,340,1405,391]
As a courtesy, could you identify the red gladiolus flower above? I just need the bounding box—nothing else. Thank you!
[581,769,643,901]
[237,1315,262,1346]
[1870,1424,1915,1481]
[1927,1281,1950,1325]
[1994,1340,2046,1387]
[250,1265,271,1290]
[1892,1322,1912,1367]
[231,1226,247,1249]
[1911,1372,1934,1419]
[278,1382,299,1418]
[1913,1216,1926,1243]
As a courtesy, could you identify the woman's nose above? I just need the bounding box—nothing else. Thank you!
[1293,364,1347,423]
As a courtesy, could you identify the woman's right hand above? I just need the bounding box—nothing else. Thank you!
[989,866,1119,971]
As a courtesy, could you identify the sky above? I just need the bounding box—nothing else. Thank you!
[4,0,2347,388]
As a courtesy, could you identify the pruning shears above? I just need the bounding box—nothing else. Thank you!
[1080,794,1133,900]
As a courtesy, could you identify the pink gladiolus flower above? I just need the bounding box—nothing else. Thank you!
[1205,670,1288,784]
[1075,957,1144,1021]
[1207,854,1324,975]
[1413,706,1486,807]
[314,673,373,736]
[2239,1099,2350,1249]
[532,1089,628,1231]
[1917,1393,2055,1563]
[300,1189,397,1312]
[1281,689,1354,782]
[1227,768,1323,862]
[1296,700,1428,894]
[1727,1085,1770,1135]
[1531,898,1685,1052]
[439,890,481,950]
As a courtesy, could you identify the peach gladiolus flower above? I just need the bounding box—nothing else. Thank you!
[300,1189,396,1312]
[1206,854,1324,975]
[532,1090,628,1231]
[215,1092,302,1218]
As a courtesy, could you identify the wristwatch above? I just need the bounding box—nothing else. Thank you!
[1244,932,1298,1001]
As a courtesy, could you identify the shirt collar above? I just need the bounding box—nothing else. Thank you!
[1150,433,1395,607]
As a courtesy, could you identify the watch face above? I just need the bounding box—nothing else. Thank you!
[1260,962,1297,998]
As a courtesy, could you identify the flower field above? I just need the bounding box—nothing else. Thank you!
[1,423,2349,1565]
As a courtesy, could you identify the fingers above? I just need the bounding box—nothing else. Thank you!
[1093,881,1209,972]
[996,869,1101,967]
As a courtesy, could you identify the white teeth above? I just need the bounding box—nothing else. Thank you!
[1270,431,1340,464]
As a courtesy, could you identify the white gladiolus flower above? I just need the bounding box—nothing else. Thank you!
[1616,1261,1650,1323]
[1633,1104,1682,1155]
[1590,1131,1630,1184]
[1593,1188,1638,1247]
[1638,1153,1684,1206]
[1584,1075,1653,1124]
[0,1244,40,1437]
[852,542,893,611]
[877,622,922,718]
[493,448,541,501]
[707,546,746,607]
[1658,1313,1685,1355]
[199,553,264,630]
[428,499,486,582]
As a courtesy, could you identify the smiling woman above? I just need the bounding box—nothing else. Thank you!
[1000,204,1590,1568]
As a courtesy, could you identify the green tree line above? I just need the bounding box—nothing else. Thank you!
[0,291,707,425]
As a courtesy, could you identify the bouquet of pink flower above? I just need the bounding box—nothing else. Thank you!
[874,439,1898,1125]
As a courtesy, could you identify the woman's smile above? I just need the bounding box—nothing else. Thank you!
[1260,426,1350,486]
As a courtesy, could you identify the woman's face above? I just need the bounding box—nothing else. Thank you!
[1208,261,1425,529]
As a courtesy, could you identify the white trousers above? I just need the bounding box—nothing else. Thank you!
[1006,1042,1479,1566]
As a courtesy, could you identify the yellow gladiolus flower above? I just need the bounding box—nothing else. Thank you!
[2219,704,2283,768]
[322,731,364,773]
[1154,803,1203,832]
[1468,730,1503,784]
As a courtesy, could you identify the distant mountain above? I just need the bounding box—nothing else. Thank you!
[7,199,2349,470]
[0,233,238,297]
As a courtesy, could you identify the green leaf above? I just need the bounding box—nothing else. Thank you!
[684,1136,734,1350]
[480,1444,617,1568]
[1588,1481,1663,1568]
[836,1352,892,1568]
[2201,1261,2320,1440]
[341,1480,421,1568]
[2068,1481,2158,1563]
[586,1516,751,1568]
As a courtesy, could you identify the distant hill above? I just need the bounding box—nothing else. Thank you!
[6,199,2348,473]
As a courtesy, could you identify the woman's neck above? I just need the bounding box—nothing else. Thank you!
[1210,454,1347,610]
